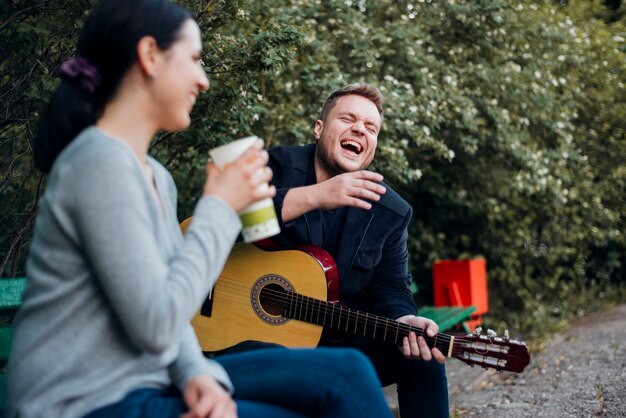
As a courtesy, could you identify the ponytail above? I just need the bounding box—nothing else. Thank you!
[34,58,101,173]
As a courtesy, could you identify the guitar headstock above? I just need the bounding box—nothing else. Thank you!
[452,328,531,373]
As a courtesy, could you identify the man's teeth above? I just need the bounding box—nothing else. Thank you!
[341,140,362,153]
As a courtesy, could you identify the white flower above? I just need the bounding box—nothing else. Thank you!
[422,126,431,135]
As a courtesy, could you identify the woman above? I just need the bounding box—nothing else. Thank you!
[6,1,393,418]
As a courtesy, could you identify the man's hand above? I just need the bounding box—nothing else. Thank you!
[395,315,446,363]
[282,170,386,222]
[180,374,237,418]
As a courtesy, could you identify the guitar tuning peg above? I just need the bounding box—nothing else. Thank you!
[473,326,482,336]
[504,329,510,341]
[487,329,497,338]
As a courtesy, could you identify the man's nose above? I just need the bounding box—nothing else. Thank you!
[351,120,366,135]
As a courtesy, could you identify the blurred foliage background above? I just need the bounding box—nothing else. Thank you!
[1,0,624,342]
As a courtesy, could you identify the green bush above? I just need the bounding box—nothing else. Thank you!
[1,0,624,341]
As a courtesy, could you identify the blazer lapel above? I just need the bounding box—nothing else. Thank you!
[304,211,323,247]
[337,207,374,284]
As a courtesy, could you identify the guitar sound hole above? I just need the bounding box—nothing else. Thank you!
[259,283,287,317]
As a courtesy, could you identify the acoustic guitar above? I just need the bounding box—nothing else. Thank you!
[191,242,530,373]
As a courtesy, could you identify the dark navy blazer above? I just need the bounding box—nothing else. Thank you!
[268,144,418,320]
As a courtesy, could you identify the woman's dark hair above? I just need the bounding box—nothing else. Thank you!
[34,0,192,173]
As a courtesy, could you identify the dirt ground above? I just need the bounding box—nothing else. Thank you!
[385,303,626,417]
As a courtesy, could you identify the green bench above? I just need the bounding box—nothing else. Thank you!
[419,305,476,333]
[1,278,26,416]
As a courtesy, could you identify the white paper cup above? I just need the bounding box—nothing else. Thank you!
[209,136,280,243]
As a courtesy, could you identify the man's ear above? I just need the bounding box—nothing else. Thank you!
[136,36,159,79]
[313,120,324,142]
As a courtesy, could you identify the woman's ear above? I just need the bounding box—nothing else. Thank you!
[136,36,159,79]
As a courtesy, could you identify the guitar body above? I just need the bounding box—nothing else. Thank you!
[192,243,338,352]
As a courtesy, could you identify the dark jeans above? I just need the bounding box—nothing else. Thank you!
[325,336,449,418]
[83,347,392,418]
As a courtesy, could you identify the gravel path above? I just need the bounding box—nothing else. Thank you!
[446,303,626,417]
[384,303,625,417]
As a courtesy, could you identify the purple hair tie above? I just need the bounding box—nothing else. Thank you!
[58,56,101,94]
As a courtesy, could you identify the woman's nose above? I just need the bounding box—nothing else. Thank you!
[198,70,209,92]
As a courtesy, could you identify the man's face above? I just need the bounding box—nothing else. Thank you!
[314,94,381,177]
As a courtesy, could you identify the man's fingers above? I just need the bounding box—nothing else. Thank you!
[417,336,432,361]
[424,320,439,336]
[353,186,383,202]
[352,170,384,183]
[355,179,386,195]
[401,336,411,357]
[408,332,420,357]
[432,347,446,364]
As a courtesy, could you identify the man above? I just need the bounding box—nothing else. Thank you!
[267,83,449,418]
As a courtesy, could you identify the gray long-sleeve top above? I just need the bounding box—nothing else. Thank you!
[7,126,241,418]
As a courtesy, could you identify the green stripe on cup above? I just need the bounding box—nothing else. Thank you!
[239,205,277,227]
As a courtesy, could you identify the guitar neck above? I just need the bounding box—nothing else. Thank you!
[282,290,454,355]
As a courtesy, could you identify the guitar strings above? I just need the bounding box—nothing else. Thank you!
[201,278,529,370]
[215,277,453,345]
[212,277,460,350]
[279,288,456,348]
[213,278,480,348]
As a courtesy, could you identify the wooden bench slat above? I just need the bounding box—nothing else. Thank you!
[419,305,476,332]
[0,278,26,311]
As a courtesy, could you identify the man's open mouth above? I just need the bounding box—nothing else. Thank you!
[340,139,363,155]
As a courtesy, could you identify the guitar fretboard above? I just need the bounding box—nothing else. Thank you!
[264,288,455,355]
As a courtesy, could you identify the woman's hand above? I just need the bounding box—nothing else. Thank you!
[203,140,276,213]
[180,374,237,418]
